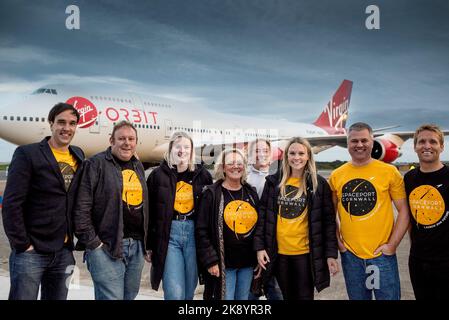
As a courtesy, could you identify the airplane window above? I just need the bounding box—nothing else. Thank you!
[3,116,6,120]
[32,88,46,95]
[17,116,21,121]
[51,89,57,94]
[10,116,13,121]
[41,118,45,122]
[35,117,39,121]
[30,117,33,122]
[45,89,51,94]
[23,117,27,121]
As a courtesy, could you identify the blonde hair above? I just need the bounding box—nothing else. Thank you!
[164,131,196,172]
[214,148,248,183]
[279,137,318,197]
[413,124,444,147]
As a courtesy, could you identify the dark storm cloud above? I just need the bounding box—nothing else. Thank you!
[0,0,448,161]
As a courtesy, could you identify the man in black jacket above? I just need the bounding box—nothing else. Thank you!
[2,103,84,300]
[73,121,149,300]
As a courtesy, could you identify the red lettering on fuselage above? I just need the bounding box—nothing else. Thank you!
[103,107,158,124]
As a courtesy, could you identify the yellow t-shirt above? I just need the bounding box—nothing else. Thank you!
[51,147,78,243]
[51,147,78,191]
[329,159,406,259]
[277,177,309,255]
[174,181,194,215]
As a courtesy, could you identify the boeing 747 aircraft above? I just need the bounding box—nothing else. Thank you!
[0,80,416,166]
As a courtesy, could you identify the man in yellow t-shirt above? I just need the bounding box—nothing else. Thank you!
[329,122,410,300]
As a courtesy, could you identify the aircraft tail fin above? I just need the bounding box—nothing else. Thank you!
[313,79,353,134]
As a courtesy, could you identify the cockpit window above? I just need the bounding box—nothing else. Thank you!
[32,88,57,95]
[32,88,45,94]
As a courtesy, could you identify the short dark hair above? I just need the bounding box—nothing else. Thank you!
[348,122,373,135]
[110,120,138,141]
[48,103,80,123]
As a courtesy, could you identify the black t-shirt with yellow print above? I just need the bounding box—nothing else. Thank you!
[173,169,195,218]
[222,186,258,268]
[114,155,144,241]
[405,165,449,261]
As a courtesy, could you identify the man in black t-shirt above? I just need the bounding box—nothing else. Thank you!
[404,124,449,300]
[74,121,149,300]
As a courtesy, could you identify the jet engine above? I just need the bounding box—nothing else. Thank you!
[371,134,404,163]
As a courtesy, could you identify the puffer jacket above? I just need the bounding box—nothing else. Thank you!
[253,170,337,292]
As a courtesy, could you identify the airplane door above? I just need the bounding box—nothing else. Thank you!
[165,119,172,138]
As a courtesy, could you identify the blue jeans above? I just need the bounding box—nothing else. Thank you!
[86,238,144,300]
[340,250,401,300]
[225,267,253,300]
[9,247,75,300]
[162,220,198,300]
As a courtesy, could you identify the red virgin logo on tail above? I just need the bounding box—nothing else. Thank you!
[66,96,98,128]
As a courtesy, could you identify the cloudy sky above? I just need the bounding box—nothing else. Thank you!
[1,0,448,162]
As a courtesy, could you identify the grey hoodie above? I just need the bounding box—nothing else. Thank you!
[247,165,269,198]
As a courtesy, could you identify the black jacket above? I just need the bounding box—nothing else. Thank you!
[146,160,213,290]
[253,171,338,292]
[73,147,149,259]
[2,137,84,253]
[195,180,259,300]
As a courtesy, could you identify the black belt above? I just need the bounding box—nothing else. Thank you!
[173,213,193,221]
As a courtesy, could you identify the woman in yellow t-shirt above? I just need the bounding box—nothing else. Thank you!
[253,137,339,300]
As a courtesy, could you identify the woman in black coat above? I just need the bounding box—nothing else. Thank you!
[146,131,212,300]
[253,137,339,300]
[196,148,259,300]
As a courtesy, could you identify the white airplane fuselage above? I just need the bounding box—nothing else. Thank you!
[0,86,331,163]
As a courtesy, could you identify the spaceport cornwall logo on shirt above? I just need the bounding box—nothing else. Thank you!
[341,178,378,219]
[409,184,448,228]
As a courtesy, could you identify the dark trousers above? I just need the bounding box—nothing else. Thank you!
[275,253,314,300]
[248,275,283,300]
[9,247,75,300]
[409,255,449,300]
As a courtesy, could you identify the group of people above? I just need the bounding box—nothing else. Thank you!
[2,103,448,301]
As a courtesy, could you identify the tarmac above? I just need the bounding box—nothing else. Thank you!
[0,171,416,300]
